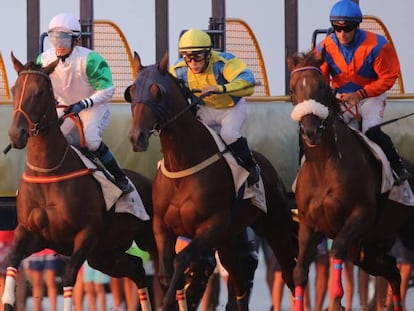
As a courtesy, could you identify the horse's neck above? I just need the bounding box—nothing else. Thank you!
[305,118,346,163]
[160,93,218,169]
[26,126,74,172]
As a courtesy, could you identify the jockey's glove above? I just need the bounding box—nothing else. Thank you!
[65,99,93,116]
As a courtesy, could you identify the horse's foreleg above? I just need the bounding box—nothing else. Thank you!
[61,230,97,311]
[293,223,322,311]
[89,251,151,311]
[153,218,179,310]
[218,231,258,311]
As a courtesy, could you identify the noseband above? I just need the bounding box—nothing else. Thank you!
[290,66,332,137]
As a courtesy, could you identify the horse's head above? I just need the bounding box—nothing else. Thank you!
[125,51,172,152]
[8,52,59,149]
[287,49,340,147]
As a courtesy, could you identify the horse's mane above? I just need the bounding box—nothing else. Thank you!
[167,71,198,116]
[291,50,342,115]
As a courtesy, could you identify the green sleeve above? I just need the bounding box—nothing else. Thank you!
[85,51,114,90]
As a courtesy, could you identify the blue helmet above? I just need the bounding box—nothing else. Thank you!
[329,0,362,24]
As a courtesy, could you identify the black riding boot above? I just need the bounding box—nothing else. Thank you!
[366,128,411,185]
[228,137,260,186]
[94,142,134,194]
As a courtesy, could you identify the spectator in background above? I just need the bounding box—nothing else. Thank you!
[110,277,137,311]
[255,236,293,311]
[26,249,63,311]
[0,230,26,311]
[73,264,85,311]
[82,261,110,311]
[304,238,330,311]
[385,238,414,311]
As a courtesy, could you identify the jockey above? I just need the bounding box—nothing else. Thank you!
[37,13,133,194]
[317,0,410,185]
[169,28,260,186]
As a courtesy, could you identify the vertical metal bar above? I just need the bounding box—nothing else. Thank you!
[80,0,94,49]
[210,0,225,51]
[285,0,298,95]
[27,0,40,60]
[155,0,169,62]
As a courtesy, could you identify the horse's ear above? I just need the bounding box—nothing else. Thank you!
[314,45,326,66]
[159,51,168,73]
[286,53,296,72]
[11,52,24,73]
[43,59,59,75]
[133,51,143,74]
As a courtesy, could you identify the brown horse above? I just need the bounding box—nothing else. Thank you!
[5,53,158,311]
[126,52,298,311]
[287,50,414,311]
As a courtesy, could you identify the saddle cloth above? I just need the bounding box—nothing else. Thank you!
[354,130,414,207]
[292,130,414,207]
[201,121,267,213]
[72,147,150,220]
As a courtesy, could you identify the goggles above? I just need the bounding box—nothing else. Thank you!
[48,31,73,48]
[332,23,357,33]
[183,53,206,63]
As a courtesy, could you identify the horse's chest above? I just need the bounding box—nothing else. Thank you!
[299,187,344,232]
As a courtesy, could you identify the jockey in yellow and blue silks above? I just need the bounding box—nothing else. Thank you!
[317,0,410,185]
[170,28,260,186]
[37,13,133,194]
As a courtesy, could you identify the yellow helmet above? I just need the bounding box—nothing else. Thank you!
[178,29,212,54]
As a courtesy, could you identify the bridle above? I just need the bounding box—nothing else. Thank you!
[289,65,335,140]
[131,67,207,135]
[13,69,57,136]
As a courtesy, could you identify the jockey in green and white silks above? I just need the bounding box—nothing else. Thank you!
[36,13,133,194]
[38,47,114,151]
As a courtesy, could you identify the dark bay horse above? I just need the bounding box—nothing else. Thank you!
[5,53,157,311]
[287,50,414,311]
[126,52,297,311]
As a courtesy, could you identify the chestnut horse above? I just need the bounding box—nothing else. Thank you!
[5,53,157,311]
[126,52,297,311]
[287,50,414,311]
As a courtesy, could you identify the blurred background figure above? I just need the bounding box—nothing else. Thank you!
[305,238,329,311]
[26,248,63,311]
[385,238,414,311]
[82,261,110,311]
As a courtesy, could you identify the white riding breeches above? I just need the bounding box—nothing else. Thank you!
[58,104,110,151]
[196,98,247,145]
[342,93,386,133]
